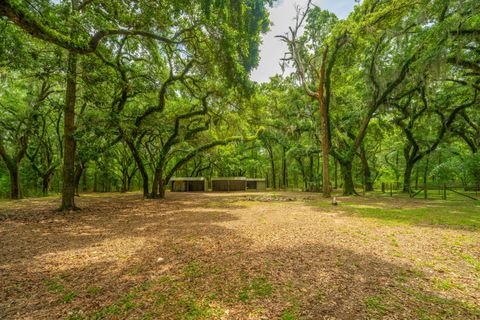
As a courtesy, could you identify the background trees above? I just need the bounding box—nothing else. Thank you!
[0,0,478,201]
[0,0,272,207]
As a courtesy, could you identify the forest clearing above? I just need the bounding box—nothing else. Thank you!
[1,191,479,319]
[1,0,480,319]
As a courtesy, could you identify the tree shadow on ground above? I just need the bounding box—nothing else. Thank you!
[1,193,479,319]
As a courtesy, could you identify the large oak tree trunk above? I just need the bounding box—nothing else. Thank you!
[60,51,78,211]
[158,181,166,199]
[296,158,307,191]
[125,140,149,197]
[317,46,331,197]
[42,174,52,196]
[9,166,20,200]
[360,147,374,192]
[74,163,84,196]
[82,169,87,192]
[267,146,276,189]
[340,160,355,196]
[121,172,128,193]
[150,168,161,198]
[403,161,414,193]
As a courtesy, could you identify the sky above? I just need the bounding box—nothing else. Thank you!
[250,0,357,83]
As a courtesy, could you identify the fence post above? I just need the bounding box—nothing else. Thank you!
[390,183,393,197]
[424,182,427,199]
[381,182,385,193]
[443,183,447,200]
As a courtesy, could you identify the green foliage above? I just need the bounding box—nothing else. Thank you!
[0,0,479,199]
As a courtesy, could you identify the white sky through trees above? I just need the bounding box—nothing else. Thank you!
[251,0,356,83]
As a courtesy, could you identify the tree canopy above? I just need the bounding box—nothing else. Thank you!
[0,0,479,205]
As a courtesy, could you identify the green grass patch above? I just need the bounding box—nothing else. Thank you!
[238,277,274,302]
[461,254,480,273]
[364,295,389,316]
[43,278,65,293]
[62,291,78,303]
[179,297,223,320]
[339,200,480,229]
[86,285,102,295]
[406,287,480,318]
[182,261,206,278]
[432,278,465,291]
[280,308,299,320]
[90,292,137,318]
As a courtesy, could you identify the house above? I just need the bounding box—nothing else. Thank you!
[170,177,207,192]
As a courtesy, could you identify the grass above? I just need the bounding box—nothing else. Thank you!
[280,308,300,320]
[179,297,224,320]
[461,254,480,273]
[432,278,465,291]
[182,260,206,278]
[339,199,480,229]
[4,192,480,319]
[238,277,274,302]
[86,285,102,295]
[43,278,65,293]
[62,291,78,304]
[364,295,389,317]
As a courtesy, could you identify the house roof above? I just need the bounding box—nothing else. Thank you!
[211,177,246,181]
[170,177,206,181]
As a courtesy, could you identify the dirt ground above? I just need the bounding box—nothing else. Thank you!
[1,192,479,319]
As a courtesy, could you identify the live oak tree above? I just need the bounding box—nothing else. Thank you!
[0,26,62,198]
[1,0,479,199]
[0,0,272,207]
[392,81,477,193]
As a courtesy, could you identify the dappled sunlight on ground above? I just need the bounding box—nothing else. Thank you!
[1,192,479,319]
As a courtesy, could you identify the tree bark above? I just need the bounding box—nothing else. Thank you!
[403,161,414,193]
[340,160,355,196]
[360,146,374,191]
[296,157,307,191]
[82,169,87,192]
[9,167,20,200]
[266,145,276,189]
[158,180,166,199]
[127,168,136,192]
[74,163,84,196]
[60,50,78,211]
[125,139,149,197]
[42,174,50,196]
[317,48,331,197]
[150,167,161,198]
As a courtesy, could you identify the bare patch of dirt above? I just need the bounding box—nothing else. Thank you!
[243,195,315,202]
[1,192,479,319]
